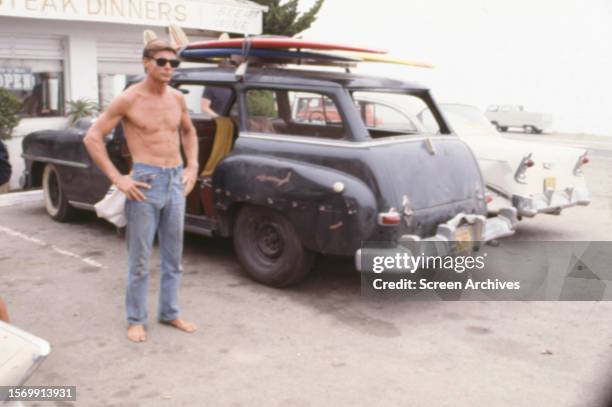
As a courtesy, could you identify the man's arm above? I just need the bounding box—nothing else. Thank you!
[179,94,199,196]
[200,97,218,118]
[0,298,10,323]
[83,95,149,201]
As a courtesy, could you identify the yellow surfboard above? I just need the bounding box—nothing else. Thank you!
[336,51,434,68]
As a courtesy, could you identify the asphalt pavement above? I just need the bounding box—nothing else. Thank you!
[1,133,611,407]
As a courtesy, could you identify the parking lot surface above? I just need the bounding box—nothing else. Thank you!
[1,134,612,407]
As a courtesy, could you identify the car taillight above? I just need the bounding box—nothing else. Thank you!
[378,210,401,226]
[574,153,589,176]
[485,194,493,204]
[515,153,534,184]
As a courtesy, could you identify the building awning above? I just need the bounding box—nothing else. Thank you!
[0,0,268,35]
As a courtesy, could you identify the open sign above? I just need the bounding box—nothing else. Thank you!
[0,68,35,91]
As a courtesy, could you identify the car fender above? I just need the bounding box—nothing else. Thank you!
[21,130,89,191]
[213,154,378,254]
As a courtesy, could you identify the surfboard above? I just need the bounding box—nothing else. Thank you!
[168,23,189,49]
[335,51,434,68]
[184,37,387,54]
[180,48,362,63]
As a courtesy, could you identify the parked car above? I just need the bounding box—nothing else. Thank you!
[346,99,590,219]
[0,321,50,404]
[485,104,552,134]
[22,67,517,286]
[436,104,590,217]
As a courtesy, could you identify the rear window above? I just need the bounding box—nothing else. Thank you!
[351,91,441,136]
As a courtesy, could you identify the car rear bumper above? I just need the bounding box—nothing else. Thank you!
[354,208,518,272]
[512,185,590,217]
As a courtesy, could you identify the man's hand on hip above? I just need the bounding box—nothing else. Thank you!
[182,166,198,196]
[115,175,150,201]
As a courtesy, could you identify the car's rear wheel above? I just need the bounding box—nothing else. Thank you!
[233,205,314,287]
[523,125,534,134]
[42,164,75,222]
[499,126,508,132]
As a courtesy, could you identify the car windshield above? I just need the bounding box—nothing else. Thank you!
[351,91,441,137]
[439,104,499,136]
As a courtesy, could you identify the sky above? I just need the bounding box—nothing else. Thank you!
[299,0,612,136]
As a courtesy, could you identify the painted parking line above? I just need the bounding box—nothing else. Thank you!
[0,225,104,269]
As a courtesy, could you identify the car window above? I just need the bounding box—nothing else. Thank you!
[439,105,499,136]
[245,89,345,139]
[178,83,235,118]
[291,93,342,125]
[356,100,418,132]
[352,91,439,135]
[417,108,438,132]
[180,84,206,114]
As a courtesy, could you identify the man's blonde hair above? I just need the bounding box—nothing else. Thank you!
[142,39,177,58]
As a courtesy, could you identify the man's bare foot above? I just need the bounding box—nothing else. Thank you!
[162,318,197,333]
[127,324,146,342]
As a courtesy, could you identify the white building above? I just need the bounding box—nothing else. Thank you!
[0,0,266,189]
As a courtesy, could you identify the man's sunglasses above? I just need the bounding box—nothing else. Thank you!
[150,57,181,68]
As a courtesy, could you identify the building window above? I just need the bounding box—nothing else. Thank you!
[98,74,139,109]
[0,69,64,117]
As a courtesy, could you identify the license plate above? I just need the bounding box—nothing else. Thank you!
[544,176,556,190]
[454,226,473,253]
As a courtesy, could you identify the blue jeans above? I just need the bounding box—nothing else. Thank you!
[125,162,185,325]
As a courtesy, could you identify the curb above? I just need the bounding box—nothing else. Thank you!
[0,190,43,208]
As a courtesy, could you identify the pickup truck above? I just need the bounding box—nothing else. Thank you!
[22,66,517,286]
[485,105,552,134]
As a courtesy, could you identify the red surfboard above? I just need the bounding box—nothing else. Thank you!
[185,37,387,54]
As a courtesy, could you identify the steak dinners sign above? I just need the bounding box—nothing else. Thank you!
[0,0,264,34]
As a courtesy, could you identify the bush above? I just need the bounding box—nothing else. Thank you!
[0,88,22,140]
[66,99,100,125]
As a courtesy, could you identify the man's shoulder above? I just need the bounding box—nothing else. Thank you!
[113,85,142,106]
[169,86,184,99]
[168,87,186,106]
[111,85,146,112]
[121,83,145,102]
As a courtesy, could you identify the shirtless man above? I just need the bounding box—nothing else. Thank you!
[84,39,198,342]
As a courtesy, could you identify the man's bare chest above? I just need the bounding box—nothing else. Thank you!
[125,99,181,133]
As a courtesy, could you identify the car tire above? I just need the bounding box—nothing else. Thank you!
[523,125,533,134]
[42,164,75,222]
[499,126,508,132]
[233,205,314,287]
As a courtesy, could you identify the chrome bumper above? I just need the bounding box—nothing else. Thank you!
[512,185,590,217]
[355,208,518,272]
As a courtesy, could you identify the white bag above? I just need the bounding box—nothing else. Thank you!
[94,185,127,228]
